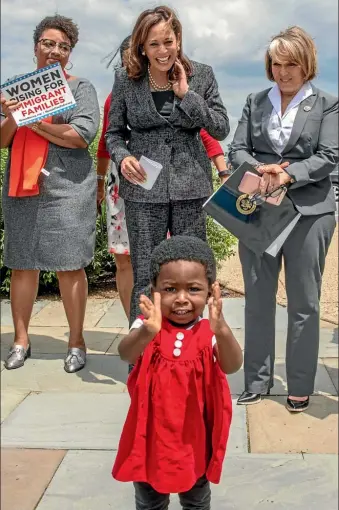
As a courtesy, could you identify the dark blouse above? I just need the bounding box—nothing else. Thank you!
[151,91,175,118]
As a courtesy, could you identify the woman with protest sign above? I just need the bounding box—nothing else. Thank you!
[1,15,100,373]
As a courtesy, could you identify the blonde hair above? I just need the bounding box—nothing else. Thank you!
[124,5,192,81]
[265,26,318,81]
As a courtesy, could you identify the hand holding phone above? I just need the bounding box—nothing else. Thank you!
[238,171,287,206]
[238,171,261,195]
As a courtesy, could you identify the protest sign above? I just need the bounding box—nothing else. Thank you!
[0,63,76,127]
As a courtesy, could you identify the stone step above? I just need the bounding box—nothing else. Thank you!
[0,299,50,327]
[34,451,338,510]
[1,393,247,454]
[1,354,337,396]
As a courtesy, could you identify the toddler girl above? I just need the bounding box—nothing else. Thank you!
[113,235,243,509]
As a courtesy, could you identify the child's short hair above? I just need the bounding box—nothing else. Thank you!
[150,236,217,286]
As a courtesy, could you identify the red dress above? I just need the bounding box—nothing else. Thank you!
[112,318,232,494]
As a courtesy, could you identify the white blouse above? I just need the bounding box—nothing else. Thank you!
[267,82,313,153]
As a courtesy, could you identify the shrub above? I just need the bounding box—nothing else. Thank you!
[0,136,235,296]
[207,170,236,265]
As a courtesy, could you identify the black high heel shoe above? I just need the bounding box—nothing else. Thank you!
[4,344,31,370]
[286,396,309,413]
[237,388,271,405]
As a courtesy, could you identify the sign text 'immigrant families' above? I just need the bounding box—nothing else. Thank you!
[1,63,76,126]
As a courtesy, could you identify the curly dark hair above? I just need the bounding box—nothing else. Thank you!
[33,15,79,48]
[150,236,216,286]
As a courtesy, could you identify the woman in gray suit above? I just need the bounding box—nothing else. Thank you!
[229,26,337,412]
[105,6,229,324]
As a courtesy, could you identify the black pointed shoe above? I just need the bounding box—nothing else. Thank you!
[237,389,271,406]
[286,397,309,413]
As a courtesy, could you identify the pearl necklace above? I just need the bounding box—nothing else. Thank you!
[148,64,172,91]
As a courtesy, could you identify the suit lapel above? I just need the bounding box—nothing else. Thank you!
[283,90,318,154]
[135,74,172,127]
[137,76,156,116]
[260,95,278,153]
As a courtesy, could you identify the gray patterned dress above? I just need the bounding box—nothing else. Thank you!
[1,78,100,270]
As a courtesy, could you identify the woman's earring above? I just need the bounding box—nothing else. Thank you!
[142,51,146,56]
[33,56,37,64]
[65,61,73,70]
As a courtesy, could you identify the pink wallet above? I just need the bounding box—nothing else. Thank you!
[238,171,286,206]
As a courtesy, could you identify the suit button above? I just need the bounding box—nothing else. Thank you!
[165,137,171,144]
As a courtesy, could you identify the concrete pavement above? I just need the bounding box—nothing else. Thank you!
[1,297,338,509]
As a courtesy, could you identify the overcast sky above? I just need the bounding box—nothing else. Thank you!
[1,0,338,145]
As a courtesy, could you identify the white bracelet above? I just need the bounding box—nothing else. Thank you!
[97,175,105,181]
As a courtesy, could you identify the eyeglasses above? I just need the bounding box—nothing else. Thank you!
[249,185,287,205]
[38,39,72,55]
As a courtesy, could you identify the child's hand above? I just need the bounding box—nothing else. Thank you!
[208,282,228,334]
[208,282,243,374]
[139,292,162,336]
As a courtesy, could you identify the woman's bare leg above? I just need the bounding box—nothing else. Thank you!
[56,269,87,350]
[10,269,40,348]
[114,254,133,320]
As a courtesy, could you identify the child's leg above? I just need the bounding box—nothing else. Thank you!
[178,475,211,510]
[133,482,170,510]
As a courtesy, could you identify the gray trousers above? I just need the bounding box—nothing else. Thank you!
[125,199,207,325]
[134,476,211,510]
[239,213,336,396]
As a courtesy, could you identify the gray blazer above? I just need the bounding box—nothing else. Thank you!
[229,85,338,215]
[105,61,229,203]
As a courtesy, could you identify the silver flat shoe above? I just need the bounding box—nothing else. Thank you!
[64,347,86,373]
[4,344,31,370]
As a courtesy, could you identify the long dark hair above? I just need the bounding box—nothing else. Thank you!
[125,6,192,80]
[102,35,131,69]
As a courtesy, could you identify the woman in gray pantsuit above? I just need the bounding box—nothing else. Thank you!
[1,15,100,373]
[229,26,337,412]
[105,6,229,325]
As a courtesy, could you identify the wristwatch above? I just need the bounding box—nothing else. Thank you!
[218,169,232,178]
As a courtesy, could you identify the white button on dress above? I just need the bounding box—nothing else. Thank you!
[173,332,185,357]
